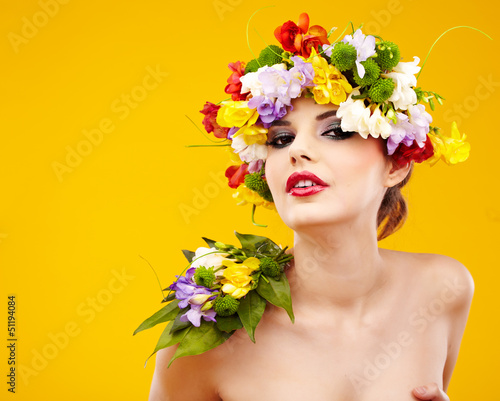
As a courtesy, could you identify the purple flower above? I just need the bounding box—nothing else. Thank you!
[180,304,217,327]
[169,267,216,309]
[387,113,415,155]
[408,104,432,146]
[290,56,315,87]
[227,126,239,140]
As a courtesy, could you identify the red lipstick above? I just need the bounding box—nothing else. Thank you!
[286,171,329,197]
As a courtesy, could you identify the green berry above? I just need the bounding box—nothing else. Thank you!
[368,78,395,103]
[245,59,261,74]
[374,41,401,71]
[330,42,357,71]
[214,295,240,317]
[260,257,281,278]
[193,267,216,288]
[353,59,381,87]
[258,45,284,67]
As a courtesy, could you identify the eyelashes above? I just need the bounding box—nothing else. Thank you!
[266,123,356,149]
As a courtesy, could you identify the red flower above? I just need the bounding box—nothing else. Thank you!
[224,61,248,101]
[274,13,329,57]
[200,102,229,139]
[392,135,434,166]
[225,164,249,189]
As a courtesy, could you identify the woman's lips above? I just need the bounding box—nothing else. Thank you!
[286,171,329,197]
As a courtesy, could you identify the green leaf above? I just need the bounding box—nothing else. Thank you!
[202,237,217,248]
[169,321,233,367]
[237,291,266,343]
[169,307,191,333]
[216,315,243,332]
[133,299,180,335]
[181,249,195,263]
[145,321,191,365]
[256,274,294,323]
[162,291,176,302]
[234,232,282,258]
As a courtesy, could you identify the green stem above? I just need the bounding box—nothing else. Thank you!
[185,114,227,144]
[251,204,267,227]
[185,144,231,148]
[246,5,276,62]
[139,255,165,299]
[417,26,492,80]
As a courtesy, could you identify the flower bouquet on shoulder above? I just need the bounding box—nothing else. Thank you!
[134,232,294,367]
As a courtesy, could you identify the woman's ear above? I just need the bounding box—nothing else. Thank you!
[384,159,412,188]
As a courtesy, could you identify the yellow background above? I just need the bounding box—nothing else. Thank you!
[1,0,498,399]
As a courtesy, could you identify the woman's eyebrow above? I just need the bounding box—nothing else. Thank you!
[316,110,338,121]
[270,120,291,127]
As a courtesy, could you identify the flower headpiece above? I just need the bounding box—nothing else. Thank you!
[200,13,473,219]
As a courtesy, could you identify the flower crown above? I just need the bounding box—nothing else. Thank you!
[200,13,472,219]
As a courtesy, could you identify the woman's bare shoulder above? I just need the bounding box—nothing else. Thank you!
[382,248,474,309]
[148,345,221,401]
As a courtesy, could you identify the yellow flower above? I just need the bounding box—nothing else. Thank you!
[233,184,275,210]
[216,101,259,128]
[220,257,260,299]
[309,48,352,105]
[427,122,471,166]
[233,124,268,145]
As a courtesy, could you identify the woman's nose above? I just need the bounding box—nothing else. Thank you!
[288,134,316,165]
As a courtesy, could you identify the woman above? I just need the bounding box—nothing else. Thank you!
[147,13,473,400]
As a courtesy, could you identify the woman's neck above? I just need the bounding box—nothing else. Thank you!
[287,222,390,317]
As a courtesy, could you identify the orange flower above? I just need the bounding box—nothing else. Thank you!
[274,13,329,57]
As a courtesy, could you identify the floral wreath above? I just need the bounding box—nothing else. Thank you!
[199,13,479,223]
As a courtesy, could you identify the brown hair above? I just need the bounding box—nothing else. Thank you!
[376,164,413,241]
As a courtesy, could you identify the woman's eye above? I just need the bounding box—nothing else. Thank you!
[322,124,356,140]
[266,133,294,148]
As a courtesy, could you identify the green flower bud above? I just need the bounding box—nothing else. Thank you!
[368,78,395,103]
[353,59,381,87]
[374,41,401,71]
[245,59,261,74]
[201,300,214,312]
[259,189,274,203]
[258,45,284,67]
[260,257,281,278]
[330,42,357,71]
[214,295,240,317]
[193,267,216,288]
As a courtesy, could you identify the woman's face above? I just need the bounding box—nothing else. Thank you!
[265,97,393,232]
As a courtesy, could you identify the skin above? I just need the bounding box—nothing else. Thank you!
[148,97,473,401]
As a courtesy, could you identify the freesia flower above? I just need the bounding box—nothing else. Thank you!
[310,49,352,105]
[169,267,217,309]
[341,29,376,78]
[200,102,230,139]
[337,90,371,138]
[225,163,249,189]
[387,112,417,155]
[233,184,275,210]
[179,304,216,327]
[274,13,329,57]
[191,247,228,270]
[220,257,260,299]
[382,57,421,110]
[426,122,470,166]
[216,101,259,128]
[225,61,248,101]
[368,108,392,139]
[392,135,434,166]
[407,104,432,146]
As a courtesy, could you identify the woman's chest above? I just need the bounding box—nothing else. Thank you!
[212,306,448,401]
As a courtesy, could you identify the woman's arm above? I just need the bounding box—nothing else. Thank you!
[148,346,220,401]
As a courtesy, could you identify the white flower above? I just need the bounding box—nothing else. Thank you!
[231,135,268,163]
[342,29,376,78]
[337,90,371,138]
[382,56,420,110]
[191,247,227,270]
[368,108,392,139]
